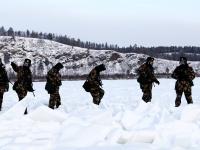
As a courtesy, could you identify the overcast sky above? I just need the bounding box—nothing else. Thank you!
[0,0,200,47]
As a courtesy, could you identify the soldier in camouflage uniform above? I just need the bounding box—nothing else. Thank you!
[0,59,9,111]
[11,59,34,101]
[45,63,63,109]
[88,64,106,105]
[172,57,195,107]
[137,57,160,103]
[11,59,34,114]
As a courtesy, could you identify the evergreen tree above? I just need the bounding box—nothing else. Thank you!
[7,27,14,36]
[0,26,6,36]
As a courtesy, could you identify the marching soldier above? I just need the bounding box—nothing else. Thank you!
[45,63,63,109]
[137,57,160,103]
[11,59,34,114]
[0,59,9,111]
[87,64,106,105]
[172,57,195,107]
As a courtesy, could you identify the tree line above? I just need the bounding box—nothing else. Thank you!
[1,26,200,61]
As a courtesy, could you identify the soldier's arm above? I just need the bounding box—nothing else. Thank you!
[89,69,97,81]
[11,62,19,72]
[171,68,178,79]
[47,71,61,86]
[47,71,55,82]
[138,65,147,77]
[27,73,33,85]
[152,74,159,83]
[88,69,99,86]
[2,68,9,91]
[188,67,195,81]
[4,69,9,83]
[56,74,62,86]
[27,77,34,92]
[149,71,159,83]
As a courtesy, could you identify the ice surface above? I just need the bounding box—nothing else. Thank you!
[1,79,200,149]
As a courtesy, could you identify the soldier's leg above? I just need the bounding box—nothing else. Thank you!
[0,91,4,111]
[15,85,28,114]
[90,89,100,105]
[175,91,183,107]
[16,89,27,101]
[98,88,104,105]
[49,93,56,109]
[142,92,152,103]
[16,89,28,114]
[55,91,61,108]
[142,84,152,103]
[184,86,193,104]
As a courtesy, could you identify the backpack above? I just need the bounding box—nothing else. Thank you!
[45,82,56,94]
[82,80,91,92]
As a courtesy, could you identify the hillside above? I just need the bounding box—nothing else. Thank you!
[1,36,200,79]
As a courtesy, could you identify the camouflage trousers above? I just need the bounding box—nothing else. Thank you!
[90,87,104,105]
[13,83,28,114]
[14,83,28,101]
[175,80,193,107]
[49,89,61,109]
[140,83,153,103]
[0,89,5,110]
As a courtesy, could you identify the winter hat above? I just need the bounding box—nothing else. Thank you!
[23,59,31,67]
[180,57,187,64]
[146,57,154,62]
[54,63,64,70]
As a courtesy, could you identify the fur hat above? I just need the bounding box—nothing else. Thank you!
[180,57,187,63]
[24,59,31,64]
[146,57,154,62]
[23,59,31,67]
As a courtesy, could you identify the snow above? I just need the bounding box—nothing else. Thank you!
[1,36,200,77]
[1,78,200,149]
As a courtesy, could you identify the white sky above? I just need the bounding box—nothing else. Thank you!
[0,0,200,47]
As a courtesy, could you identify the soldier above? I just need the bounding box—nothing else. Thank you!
[87,64,106,105]
[137,57,160,103]
[172,57,195,107]
[0,59,9,111]
[11,59,34,114]
[45,63,63,109]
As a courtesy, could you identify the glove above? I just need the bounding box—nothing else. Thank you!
[155,80,160,85]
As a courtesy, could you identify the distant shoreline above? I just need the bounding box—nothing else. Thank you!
[9,73,193,82]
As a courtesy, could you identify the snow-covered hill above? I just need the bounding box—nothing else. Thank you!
[1,36,200,79]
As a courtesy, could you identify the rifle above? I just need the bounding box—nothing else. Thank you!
[32,91,35,97]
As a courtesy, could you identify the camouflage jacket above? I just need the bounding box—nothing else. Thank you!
[0,65,9,86]
[46,68,62,87]
[137,63,158,84]
[11,62,33,90]
[88,68,102,87]
[172,64,195,82]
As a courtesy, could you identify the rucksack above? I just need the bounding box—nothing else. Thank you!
[45,82,56,94]
[82,80,91,92]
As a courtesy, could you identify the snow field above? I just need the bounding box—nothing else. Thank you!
[0,78,200,149]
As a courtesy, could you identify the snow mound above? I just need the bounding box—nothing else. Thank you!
[1,79,200,149]
[28,106,67,123]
